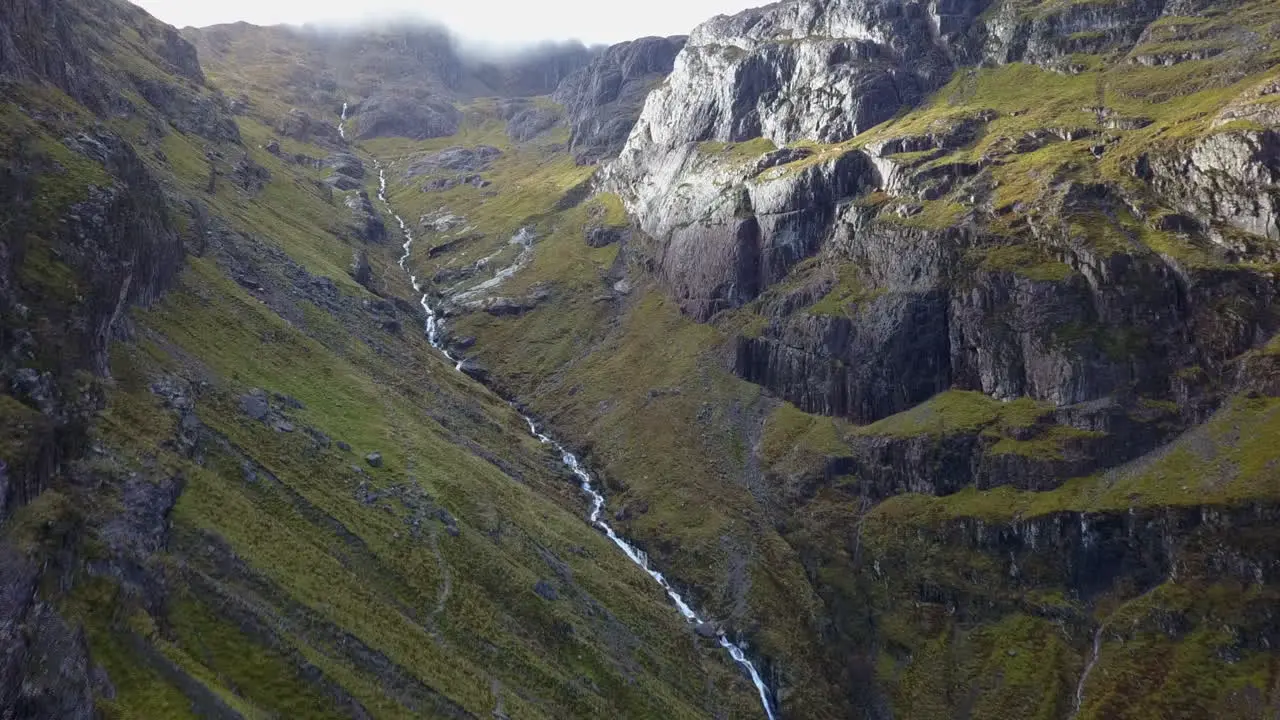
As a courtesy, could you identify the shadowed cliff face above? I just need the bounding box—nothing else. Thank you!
[553,36,687,164]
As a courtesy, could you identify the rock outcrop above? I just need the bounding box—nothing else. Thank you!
[553,36,686,163]
[354,95,461,141]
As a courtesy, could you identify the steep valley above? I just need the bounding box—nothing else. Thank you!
[3,0,1280,718]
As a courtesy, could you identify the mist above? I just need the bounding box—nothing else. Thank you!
[130,0,757,46]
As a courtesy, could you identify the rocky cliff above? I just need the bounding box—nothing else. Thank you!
[7,0,1280,718]
[607,0,1280,464]
[553,36,687,163]
[0,2,766,718]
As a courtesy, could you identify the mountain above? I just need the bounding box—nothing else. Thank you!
[2,0,1280,718]
[0,1,758,718]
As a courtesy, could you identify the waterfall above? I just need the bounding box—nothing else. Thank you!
[1073,626,1104,716]
[375,158,778,720]
[338,102,348,140]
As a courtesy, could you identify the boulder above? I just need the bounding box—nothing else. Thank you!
[533,580,559,601]
[239,390,269,421]
[585,226,627,248]
[365,452,383,468]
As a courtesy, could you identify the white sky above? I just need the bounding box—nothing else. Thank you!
[129,0,757,45]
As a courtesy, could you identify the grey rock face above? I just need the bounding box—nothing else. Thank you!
[350,250,374,290]
[277,108,340,145]
[230,153,270,194]
[325,153,365,179]
[553,36,686,164]
[737,291,952,423]
[344,192,387,244]
[1144,125,1280,243]
[405,146,501,176]
[355,95,460,141]
[421,175,489,192]
[504,105,562,142]
[58,132,186,376]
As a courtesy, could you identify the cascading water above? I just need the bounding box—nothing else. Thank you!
[523,418,778,720]
[375,159,778,720]
[338,102,348,140]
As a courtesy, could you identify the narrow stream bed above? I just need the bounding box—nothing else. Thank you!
[375,160,778,719]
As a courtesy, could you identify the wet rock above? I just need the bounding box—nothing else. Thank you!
[365,452,384,468]
[239,390,269,421]
[695,622,719,639]
[533,580,559,601]
[458,359,491,384]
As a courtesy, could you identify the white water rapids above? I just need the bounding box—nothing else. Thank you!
[338,102,349,140]
[374,159,778,719]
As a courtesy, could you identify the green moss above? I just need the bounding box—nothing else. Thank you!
[697,136,777,161]
[591,192,628,227]
[979,244,1075,282]
[760,402,848,466]
[807,264,882,317]
[853,391,1052,438]
[882,199,970,230]
[989,425,1104,461]
[871,394,1280,523]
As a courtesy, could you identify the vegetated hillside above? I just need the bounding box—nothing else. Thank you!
[0,1,763,718]
[6,0,1280,717]
[370,0,1280,718]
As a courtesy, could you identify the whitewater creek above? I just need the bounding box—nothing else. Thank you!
[373,159,779,720]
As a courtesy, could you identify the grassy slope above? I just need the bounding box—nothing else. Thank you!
[379,2,1280,718]
[1,7,761,719]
